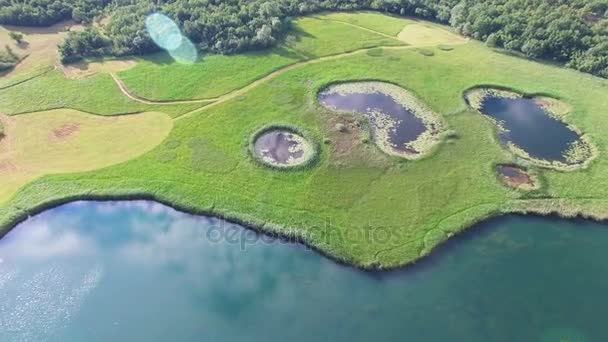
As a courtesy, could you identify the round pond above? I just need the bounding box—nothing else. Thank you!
[253,129,314,168]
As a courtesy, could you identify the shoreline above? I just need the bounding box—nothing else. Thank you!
[1,194,607,273]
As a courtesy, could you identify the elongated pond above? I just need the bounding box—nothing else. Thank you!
[318,82,443,158]
[466,89,591,166]
[1,201,607,341]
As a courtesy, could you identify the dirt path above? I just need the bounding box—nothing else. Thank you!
[173,42,468,121]
[106,27,468,120]
[110,73,217,105]
[316,18,405,42]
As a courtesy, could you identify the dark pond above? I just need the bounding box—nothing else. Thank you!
[318,87,427,154]
[253,130,310,166]
[496,164,533,187]
[478,95,582,163]
[1,201,608,341]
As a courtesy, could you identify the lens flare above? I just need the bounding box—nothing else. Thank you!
[145,12,198,64]
[145,13,182,51]
[169,38,198,64]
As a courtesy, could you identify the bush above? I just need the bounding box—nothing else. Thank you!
[0,45,18,71]
[8,31,24,44]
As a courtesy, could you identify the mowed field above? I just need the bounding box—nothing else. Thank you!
[0,109,172,203]
[1,12,608,268]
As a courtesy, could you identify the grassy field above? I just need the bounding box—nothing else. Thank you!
[284,16,405,58]
[0,70,200,117]
[117,13,407,102]
[314,11,414,36]
[0,109,172,203]
[398,23,466,46]
[1,12,608,269]
[118,48,301,101]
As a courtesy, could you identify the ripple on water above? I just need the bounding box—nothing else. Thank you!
[0,263,102,342]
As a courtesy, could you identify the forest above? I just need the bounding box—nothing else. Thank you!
[1,0,607,78]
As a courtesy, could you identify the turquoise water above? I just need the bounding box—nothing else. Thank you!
[1,201,606,341]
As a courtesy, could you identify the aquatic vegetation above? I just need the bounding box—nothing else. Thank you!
[319,81,445,159]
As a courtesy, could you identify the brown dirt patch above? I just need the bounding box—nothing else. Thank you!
[0,159,17,173]
[497,164,537,189]
[51,122,80,140]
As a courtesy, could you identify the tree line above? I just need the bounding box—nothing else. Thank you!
[1,0,607,78]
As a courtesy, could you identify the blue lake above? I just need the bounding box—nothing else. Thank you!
[1,201,606,341]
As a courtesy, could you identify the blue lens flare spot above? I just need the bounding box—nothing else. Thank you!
[145,13,198,64]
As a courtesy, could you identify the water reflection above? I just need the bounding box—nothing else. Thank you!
[0,202,607,341]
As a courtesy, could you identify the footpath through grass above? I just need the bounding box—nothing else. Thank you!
[117,13,407,102]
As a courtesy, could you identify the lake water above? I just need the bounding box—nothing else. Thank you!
[479,96,582,163]
[1,201,607,341]
[318,91,426,154]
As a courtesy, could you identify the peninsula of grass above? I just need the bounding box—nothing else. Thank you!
[2,12,608,270]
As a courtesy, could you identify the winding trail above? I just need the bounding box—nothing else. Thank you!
[106,19,469,121]
[110,73,217,105]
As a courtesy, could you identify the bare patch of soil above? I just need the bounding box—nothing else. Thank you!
[51,123,80,140]
[0,160,17,173]
[497,164,538,189]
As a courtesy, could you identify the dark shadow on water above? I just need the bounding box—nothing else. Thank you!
[371,213,605,281]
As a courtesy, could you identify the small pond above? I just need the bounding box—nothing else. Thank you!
[466,88,591,167]
[318,82,442,158]
[496,164,537,189]
[2,201,608,341]
[253,129,314,167]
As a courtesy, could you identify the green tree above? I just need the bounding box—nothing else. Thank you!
[8,31,24,44]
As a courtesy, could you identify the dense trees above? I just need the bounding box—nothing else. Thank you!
[0,0,110,26]
[0,0,607,78]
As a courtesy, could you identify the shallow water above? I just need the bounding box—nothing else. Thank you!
[480,96,582,162]
[318,91,426,153]
[496,164,531,185]
[1,201,607,341]
[254,130,305,165]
